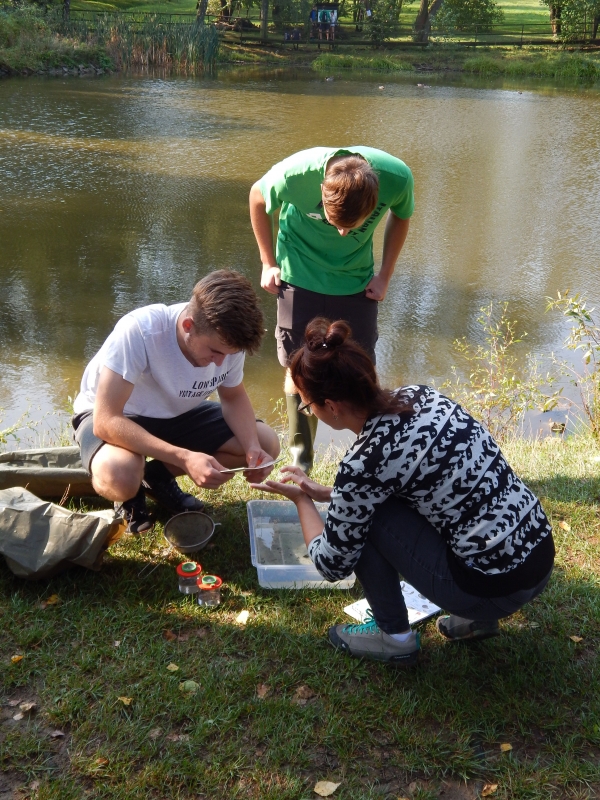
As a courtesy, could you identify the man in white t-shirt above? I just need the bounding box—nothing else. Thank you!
[72,270,280,532]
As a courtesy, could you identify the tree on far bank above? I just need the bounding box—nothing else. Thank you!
[540,0,600,40]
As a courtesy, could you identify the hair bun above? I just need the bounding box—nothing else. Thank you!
[304,318,351,352]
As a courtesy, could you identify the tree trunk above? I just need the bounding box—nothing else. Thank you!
[549,5,562,35]
[196,0,209,22]
[413,0,443,42]
[593,13,599,40]
[63,0,70,20]
[260,0,269,40]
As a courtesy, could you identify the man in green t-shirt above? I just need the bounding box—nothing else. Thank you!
[249,146,414,472]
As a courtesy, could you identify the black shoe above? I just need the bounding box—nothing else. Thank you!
[114,486,154,534]
[436,615,500,642]
[143,460,204,515]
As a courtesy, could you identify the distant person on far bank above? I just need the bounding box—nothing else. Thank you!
[72,270,280,532]
[249,146,414,473]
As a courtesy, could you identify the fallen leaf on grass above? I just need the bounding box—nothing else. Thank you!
[569,635,583,642]
[164,629,191,643]
[256,684,271,700]
[163,630,177,641]
[113,640,121,648]
[482,785,498,797]
[176,632,190,642]
[12,712,24,721]
[40,594,60,610]
[179,680,200,694]
[118,696,133,706]
[166,663,179,672]
[11,655,24,663]
[19,702,36,713]
[94,757,109,766]
[292,685,316,705]
[165,732,190,743]
[500,742,513,752]
[235,610,249,625]
[148,728,162,740]
[50,730,65,738]
[194,627,208,639]
[8,699,21,707]
[559,521,571,532]
[314,780,340,797]
[29,780,40,791]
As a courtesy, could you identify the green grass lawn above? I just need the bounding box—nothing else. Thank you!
[2,434,600,799]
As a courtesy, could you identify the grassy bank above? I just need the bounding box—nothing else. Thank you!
[2,433,600,799]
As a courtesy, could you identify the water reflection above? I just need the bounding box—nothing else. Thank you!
[1,70,599,447]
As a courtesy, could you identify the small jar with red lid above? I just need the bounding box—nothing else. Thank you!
[197,574,222,606]
[176,561,202,594]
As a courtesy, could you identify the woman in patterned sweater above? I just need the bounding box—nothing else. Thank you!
[252,318,554,665]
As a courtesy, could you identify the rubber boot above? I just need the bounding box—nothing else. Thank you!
[286,393,318,474]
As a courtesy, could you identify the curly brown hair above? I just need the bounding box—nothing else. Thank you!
[290,318,413,416]
[321,154,379,228]
[187,270,265,354]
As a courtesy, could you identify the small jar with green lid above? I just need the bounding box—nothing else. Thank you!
[197,574,222,606]
[176,561,202,594]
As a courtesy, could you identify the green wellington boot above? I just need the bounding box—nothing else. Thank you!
[286,393,318,474]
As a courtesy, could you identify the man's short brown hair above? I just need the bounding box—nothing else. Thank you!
[187,270,265,354]
[322,154,379,228]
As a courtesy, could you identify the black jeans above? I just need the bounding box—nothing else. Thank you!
[353,496,553,634]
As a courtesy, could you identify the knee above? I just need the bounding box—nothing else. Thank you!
[257,423,281,458]
[91,449,145,502]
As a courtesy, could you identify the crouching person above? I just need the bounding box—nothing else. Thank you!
[72,270,280,532]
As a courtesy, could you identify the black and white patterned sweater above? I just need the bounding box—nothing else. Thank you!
[308,386,554,594]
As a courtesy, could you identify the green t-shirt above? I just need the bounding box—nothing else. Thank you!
[259,146,414,296]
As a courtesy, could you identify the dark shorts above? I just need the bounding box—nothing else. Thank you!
[72,402,235,474]
[275,282,379,368]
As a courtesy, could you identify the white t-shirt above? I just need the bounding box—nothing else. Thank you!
[73,303,245,419]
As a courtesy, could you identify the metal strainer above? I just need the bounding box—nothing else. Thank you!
[163,511,219,554]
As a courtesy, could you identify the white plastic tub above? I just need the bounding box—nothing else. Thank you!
[247,500,355,590]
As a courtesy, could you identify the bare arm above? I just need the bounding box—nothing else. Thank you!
[249,182,281,295]
[365,213,410,302]
[217,383,273,471]
[93,367,230,489]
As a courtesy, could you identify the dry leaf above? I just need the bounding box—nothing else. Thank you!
[94,757,109,766]
[163,630,177,641]
[12,712,24,721]
[500,742,513,752]
[29,780,40,791]
[166,663,179,672]
[559,521,571,532]
[194,627,208,638]
[570,635,583,643]
[8,699,21,707]
[179,680,200,694]
[256,684,271,700]
[236,610,250,625]
[45,594,60,605]
[11,655,24,663]
[481,785,498,797]
[292,685,316,706]
[176,632,190,642]
[19,702,36,713]
[113,640,121,648]
[148,728,162,740]
[165,732,190,743]
[118,696,133,706]
[50,730,65,738]
[314,780,341,797]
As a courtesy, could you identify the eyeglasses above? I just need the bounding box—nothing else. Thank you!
[298,401,314,416]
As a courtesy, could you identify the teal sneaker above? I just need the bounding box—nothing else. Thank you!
[436,615,500,642]
[328,613,420,666]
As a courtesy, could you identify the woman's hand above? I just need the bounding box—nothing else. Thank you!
[249,478,306,503]
[278,466,333,502]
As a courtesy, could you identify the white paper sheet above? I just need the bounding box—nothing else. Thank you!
[344,581,441,625]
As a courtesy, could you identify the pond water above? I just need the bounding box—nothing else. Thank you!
[1,68,599,449]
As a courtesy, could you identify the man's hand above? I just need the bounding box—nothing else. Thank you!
[182,451,232,489]
[261,265,281,295]
[365,272,391,302]
[243,446,277,483]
